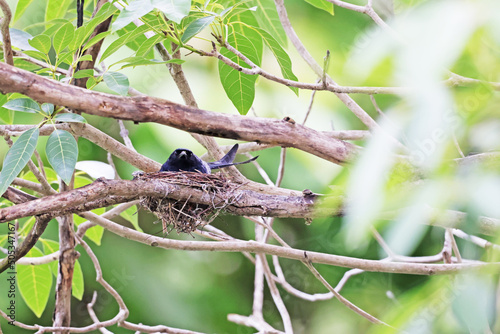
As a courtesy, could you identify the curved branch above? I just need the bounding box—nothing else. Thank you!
[0,0,13,66]
[0,63,356,164]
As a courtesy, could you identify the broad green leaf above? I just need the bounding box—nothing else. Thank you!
[46,0,72,22]
[250,26,298,95]
[230,8,263,65]
[136,34,165,57]
[181,16,215,43]
[41,103,54,116]
[53,21,75,54]
[0,127,39,196]
[8,28,35,50]
[28,34,51,54]
[112,0,155,31]
[17,247,52,318]
[3,98,41,113]
[46,129,78,184]
[103,72,130,96]
[122,205,143,232]
[304,0,334,14]
[72,260,84,300]
[82,31,112,52]
[101,25,150,62]
[249,0,287,46]
[153,0,191,24]
[0,94,13,124]
[219,32,260,115]
[54,113,87,123]
[14,0,35,22]
[69,26,87,51]
[23,50,48,61]
[73,69,94,79]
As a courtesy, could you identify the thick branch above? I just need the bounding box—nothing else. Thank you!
[0,63,356,164]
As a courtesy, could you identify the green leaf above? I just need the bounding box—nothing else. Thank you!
[0,94,13,124]
[249,0,287,46]
[3,98,41,113]
[82,31,112,52]
[74,209,105,245]
[54,113,87,123]
[22,50,48,61]
[0,127,39,196]
[41,103,54,116]
[120,58,183,69]
[8,28,35,50]
[69,26,87,51]
[72,260,84,300]
[122,205,143,232]
[40,239,59,277]
[28,34,51,54]
[43,20,68,37]
[250,26,298,95]
[103,72,130,96]
[219,31,260,115]
[136,34,165,57]
[55,51,74,67]
[18,247,53,318]
[78,54,93,62]
[46,130,78,184]
[304,0,334,14]
[14,0,35,22]
[181,16,215,43]
[73,69,94,79]
[46,0,72,22]
[83,3,118,40]
[53,21,75,54]
[101,25,151,62]
[152,0,191,24]
[112,0,155,31]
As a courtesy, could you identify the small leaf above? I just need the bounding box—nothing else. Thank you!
[103,72,130,96]
[112,0,155,31]
[53,21,75,54]
[14,0,35,22]
[136,34,165,57]
[72,260,84,300]
[181,16,215,43]
[78,54,93,62]
[28,34,51,54]
[41,103,54,116]
[73,69,94,79]
[304,0,334,15]
[74,209,105,245]
[69,26,86,51]
[3,98,41,113]
[23,50,48,60]
[152,0,191,24]
[101,25,150,62]
[54,113,87,123]
[17,247,52,318]
[55,51,74,67]
[122,205,143,232]
[0,94,13,124]
[46,130,78,184]
[82,31,112,52]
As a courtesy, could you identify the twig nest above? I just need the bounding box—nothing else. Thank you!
[135,171,236,234]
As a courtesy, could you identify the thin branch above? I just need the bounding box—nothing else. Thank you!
[0,0,14,66]
[117,120,137,152]
[227,314,283,334]
[452,228,500,252]
[87,292,114,334]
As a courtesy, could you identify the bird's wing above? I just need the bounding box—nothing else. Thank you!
[208,155,258,170]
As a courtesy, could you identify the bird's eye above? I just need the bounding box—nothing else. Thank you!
[186,151,192,156]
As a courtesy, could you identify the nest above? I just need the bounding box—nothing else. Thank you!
[135,171,237,234]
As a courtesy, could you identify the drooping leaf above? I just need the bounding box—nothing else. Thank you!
[17,247,52,318]
[53,21,75,54]
[0,127,39,196]
[249,26,298,95]
[72,260,84,300]
[112,0,155,31]
[103,72,130,96]
[218,31,261,115]
[304,0,334,15]
[152,0,191,24]
[45,0,72,22]
[28,34,51,54]
[14,0,35,22]
[249,0,287,46]
[54,113,87,123]
[3,98,41,113]
[46,129,78,184]
[181,16,215,43]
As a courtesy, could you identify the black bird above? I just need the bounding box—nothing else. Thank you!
[160,144,257,173]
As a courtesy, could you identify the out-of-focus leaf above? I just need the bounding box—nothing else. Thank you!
[304,0,333,15]
[112,0,155,31]
[101,25,150,62]
[75,160,115,179]
[17,247,52,318]
[14,0,35,22]
[54,113,87,123]
[72,69,94,79]
[181,16,215,43]
[103,72,130,96]
[153,0,191,24]
[136,34,165,57]
[0,127,39,196]
[7,28,35,50]
[122,205,142,232]
[72,260,84,300]
[82,31,112,52]
[0,94,13,124]
[46,129,78,184]
[41,103,54,116]
[45,0,72,22]
[249,0,287,46]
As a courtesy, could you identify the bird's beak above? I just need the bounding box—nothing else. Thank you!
[178,151,187,159]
